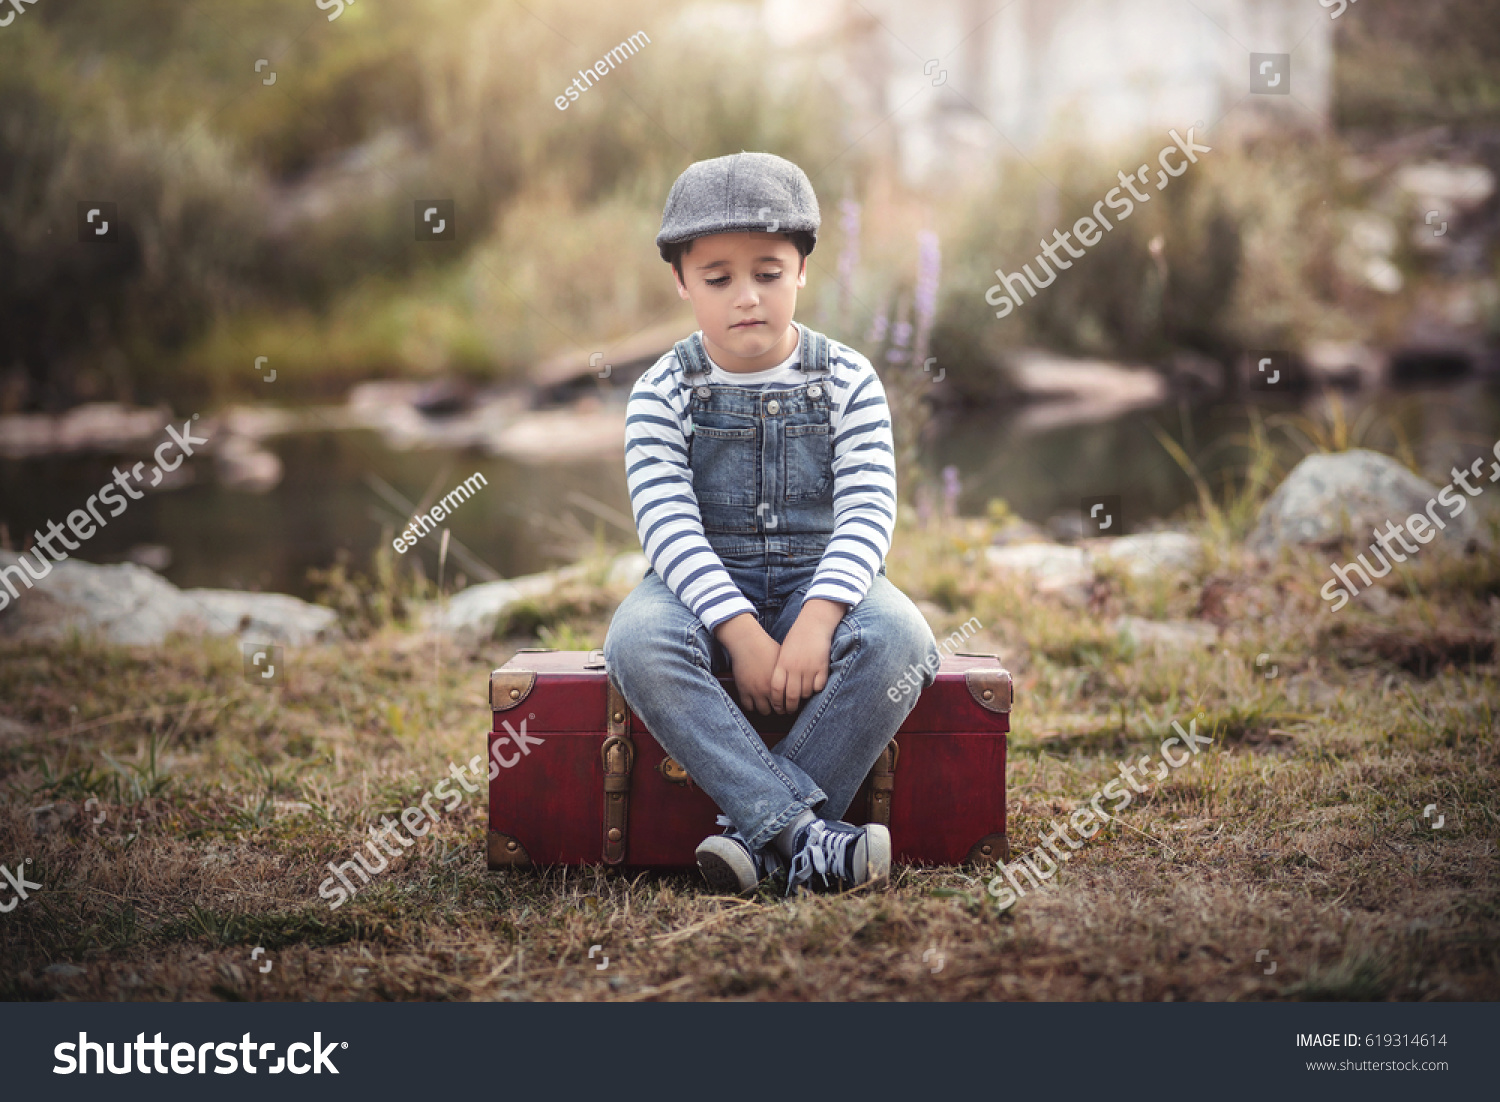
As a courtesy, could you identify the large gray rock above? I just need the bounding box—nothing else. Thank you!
[984,543,1089,592]
[1094,532,1203,576]
[1248,449,1486,553]
[0,552,337,646]
[186,590,339,645]
[985,533,1203,590]
[421,552,648,639]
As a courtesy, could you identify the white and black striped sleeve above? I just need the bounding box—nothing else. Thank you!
[805,348,898,610]
[623,355,757,633]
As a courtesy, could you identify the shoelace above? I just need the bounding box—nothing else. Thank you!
[715,815,779,875]
[786,820,857,894]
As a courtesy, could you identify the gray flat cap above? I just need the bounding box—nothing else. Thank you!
[656,152,820,260]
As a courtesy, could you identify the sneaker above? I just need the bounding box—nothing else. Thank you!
[695,815,784,895]
[785,818,891,896]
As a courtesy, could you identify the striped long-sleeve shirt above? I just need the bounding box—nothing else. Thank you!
[623,329,898,633]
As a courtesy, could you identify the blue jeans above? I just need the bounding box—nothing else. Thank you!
[602,552,940,853]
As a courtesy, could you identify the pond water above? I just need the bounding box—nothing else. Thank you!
[3,381,1496,600]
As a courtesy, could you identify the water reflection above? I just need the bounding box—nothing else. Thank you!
[2,383,1495,598]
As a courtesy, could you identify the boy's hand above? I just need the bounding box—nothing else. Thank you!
[714,613,782,716]
[771,598,847,714]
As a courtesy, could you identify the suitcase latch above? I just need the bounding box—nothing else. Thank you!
[658,756,691,786]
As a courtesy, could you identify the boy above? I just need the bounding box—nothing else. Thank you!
[602,152,939,896]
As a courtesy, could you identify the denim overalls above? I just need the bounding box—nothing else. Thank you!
[674,324,887,631]
[677,323,835,551]
[602,324,936,852]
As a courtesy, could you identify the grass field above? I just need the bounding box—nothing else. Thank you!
[1,515,1497,1002]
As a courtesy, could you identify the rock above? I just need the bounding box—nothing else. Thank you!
[412,378,477,416]
[421,552,646,638]
[989,518,1046,547]
[215,434,283,492]
[1113,615,1218,650]
[0,551,337,646]
[1006,351,1169,432]
[185,590,339,645]
[485,406,629,463]
[0,403,172,459]
[43,964,86,979]
[123,544,172,571]
[427,573,572,639]
[1247,449,1484,554]
[1094,532,1204,576]
[985,543,1090,594]
[1338,212,1402,294]
[1166,350,1225,395]
[986,534,1202,586]
[1045,513,1086,543]
[605,552,649,589]
[1393,162,1495,211]
[1301,341,1385,390]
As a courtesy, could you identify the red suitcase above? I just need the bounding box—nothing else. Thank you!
[486,648,1011,871]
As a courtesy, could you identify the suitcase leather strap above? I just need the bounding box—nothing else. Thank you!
[602,678,635,865]
[866,739,898,828]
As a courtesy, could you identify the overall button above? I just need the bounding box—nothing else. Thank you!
[766,399,781,415]
[695,386,711,399]
[807,384,822,399]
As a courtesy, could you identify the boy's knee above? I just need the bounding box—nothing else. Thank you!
[604,610,696,683]
[857,599,934,657]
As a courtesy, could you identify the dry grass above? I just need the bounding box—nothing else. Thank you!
[1,519,1497,1002]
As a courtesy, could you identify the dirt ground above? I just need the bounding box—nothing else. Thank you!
[2,522,1497,1001]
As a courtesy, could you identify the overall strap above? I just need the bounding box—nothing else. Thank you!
[797,324,832,376]
[674,332,713,379]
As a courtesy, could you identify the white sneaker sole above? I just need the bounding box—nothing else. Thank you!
[696,835,759,895]
[863,823,892,889]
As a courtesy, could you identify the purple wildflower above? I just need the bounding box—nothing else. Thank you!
[887,296,912,364]
[836,198,862,335]
[942,464,960,518]
[915,482,933,527]
[913,230,940,365]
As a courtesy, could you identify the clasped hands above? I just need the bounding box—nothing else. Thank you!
[713,598,848,716]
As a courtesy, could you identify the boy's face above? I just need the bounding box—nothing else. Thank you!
[673,231,806,372]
